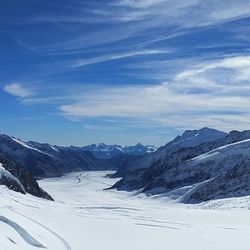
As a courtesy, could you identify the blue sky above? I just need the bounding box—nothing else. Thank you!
[1,0,250,146]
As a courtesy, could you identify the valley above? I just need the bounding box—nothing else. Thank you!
[0,171,250,250]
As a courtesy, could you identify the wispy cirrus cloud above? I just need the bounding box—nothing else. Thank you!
[58,55,250,130]
[116,0,166,8]
[9,55,249,132]
[8,0,250,82]
[2,0,250,145]
[4,83,33,98]
[18,0,250,54]
[72,49,170,67]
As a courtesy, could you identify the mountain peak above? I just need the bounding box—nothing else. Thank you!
[198,127,224,133]
[80,143,157,159]
[172,127,228,148]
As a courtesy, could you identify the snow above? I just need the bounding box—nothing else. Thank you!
[173,132,200,145]
[0,163,26,193]
[146,146,157,153]
[81,143,157,158]
[50,145,59,152]
[0,215,45,248]
[11,137,52,157]
[190,138,250,164]
[172,127,227,148]
[0,171,250,250]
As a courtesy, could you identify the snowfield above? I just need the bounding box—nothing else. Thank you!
[0,171,250,250]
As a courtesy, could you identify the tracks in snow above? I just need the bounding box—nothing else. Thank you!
[0,215,45,248]
[75,173,82,184]
[10,208,72,250]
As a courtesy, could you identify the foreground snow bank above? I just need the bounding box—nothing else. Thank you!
[0,171,249,250]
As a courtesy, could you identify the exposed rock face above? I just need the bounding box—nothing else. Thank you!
[112,129,250,203]
[0,134,126,178]
[0,171,25,194]
[182,161,250,203]
[112,127,227,178]
[2,127,250,204]
[0,156,53,200]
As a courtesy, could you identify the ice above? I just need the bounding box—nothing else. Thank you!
[0,171,249,250]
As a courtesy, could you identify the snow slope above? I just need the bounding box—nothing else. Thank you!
[0,171,250,250]
[134,138,250,203]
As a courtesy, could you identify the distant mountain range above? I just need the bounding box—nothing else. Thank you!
[27,141,157,159]
[1,134,149,179]
[0,133,156,199]
[1,127,250,204]
[75,143,157,159]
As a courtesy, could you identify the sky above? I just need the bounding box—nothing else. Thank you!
[1,0,250,146]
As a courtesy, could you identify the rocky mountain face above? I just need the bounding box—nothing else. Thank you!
[111,127,227,178]
[111,128,250,203]
[0,134,128,178]
[0,156,53,200]
[0,133,154,199]
[182,160,250,203]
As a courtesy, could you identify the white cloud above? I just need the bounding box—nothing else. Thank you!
[25,0,250,55]
[117,0,166,8]
[73,49,170,67]
[4,83,33,98]
[174,56,250,93]
[7,55,250,133]
[58,55,250,131]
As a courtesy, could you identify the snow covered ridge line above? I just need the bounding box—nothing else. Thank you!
[25,136,157,159]
[188,138,250,163]
[63,142,158,159]
[112,128,250,204]
[112,127,229,178]
[11,137,52,157]
[1,133,129,179]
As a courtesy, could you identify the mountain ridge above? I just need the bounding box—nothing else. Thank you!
[111,128,250,203]
[2,127,250,204]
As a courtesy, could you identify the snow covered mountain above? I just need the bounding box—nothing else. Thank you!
[112,127,227,178]
[27,140,156,159]
[144,138,250,202]
[170,127,228,147]
[2,127,250,204]
[0,133,138,179]
[112,128,250,203]
[62,142,157,159]
[0,134,114,178]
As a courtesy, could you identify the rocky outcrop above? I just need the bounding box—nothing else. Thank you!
[182,161,250,203]
[0,156,53,200]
